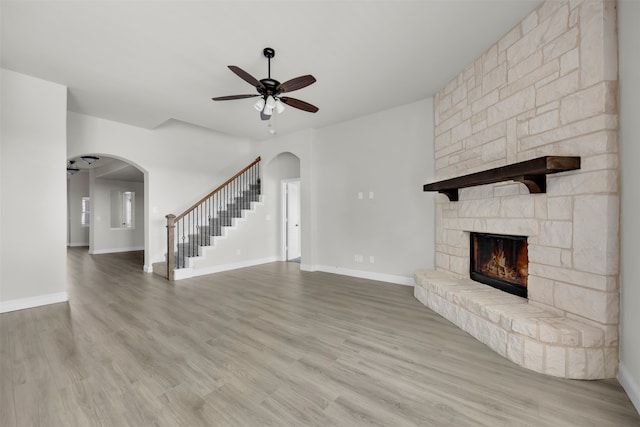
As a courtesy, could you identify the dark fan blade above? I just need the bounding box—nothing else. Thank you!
[277,75,316,93]
[212,94,260,101]
[228,65,264,88]
[280,97,319,113]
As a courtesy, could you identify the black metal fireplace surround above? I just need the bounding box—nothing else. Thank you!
[470,232,528,298]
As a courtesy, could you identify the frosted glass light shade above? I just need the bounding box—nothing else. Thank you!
[263,96,276,116]
[254,98,266,111]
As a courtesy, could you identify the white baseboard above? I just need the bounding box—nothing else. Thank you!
[89,246,144,254]
[173,267,194,280]
[143,265,154,273]
[618,362,640,415]
[174,256,280,280]
[0,292,68,313]
[304,264,414,286]
[68,242,89,247]
[300,263,316,272]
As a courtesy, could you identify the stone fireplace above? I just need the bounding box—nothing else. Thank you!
[415,0,619,379]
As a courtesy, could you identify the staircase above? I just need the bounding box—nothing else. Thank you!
[154,157,262,280]
[174,182,261,268]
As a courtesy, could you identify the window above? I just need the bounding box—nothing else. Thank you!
[110,191,135,229]
[81,197,90,226]
[122,191,134,228]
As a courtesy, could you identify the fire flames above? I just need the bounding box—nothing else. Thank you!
[481,244,528,287]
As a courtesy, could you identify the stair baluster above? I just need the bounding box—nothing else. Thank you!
[165,157,261,280]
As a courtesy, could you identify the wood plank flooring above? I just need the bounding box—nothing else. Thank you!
[1,247,639,426]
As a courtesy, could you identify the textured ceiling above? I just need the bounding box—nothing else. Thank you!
[1,1,541,140]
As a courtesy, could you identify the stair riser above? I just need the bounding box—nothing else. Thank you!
[172,182,260,269]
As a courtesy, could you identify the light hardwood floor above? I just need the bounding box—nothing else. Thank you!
[1,248,639,426]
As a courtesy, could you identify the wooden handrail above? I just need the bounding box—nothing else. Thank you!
[175,156,261,222]
[164,156,261,280]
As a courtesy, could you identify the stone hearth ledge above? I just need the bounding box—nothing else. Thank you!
[414,270,616,380]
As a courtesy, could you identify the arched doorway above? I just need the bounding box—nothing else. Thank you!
[66,155,147,268]
[266,152,301,262]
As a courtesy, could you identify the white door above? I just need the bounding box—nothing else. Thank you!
[284,180,301,260]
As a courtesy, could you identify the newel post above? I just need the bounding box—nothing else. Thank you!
[166,214,176,281]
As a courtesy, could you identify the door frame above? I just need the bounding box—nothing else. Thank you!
[281,178,301,261]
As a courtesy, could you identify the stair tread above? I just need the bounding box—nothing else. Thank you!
[170,180,261,271]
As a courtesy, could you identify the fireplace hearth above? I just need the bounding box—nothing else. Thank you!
[470,233,528,298]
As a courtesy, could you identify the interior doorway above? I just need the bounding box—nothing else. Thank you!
[282,179,301,262]
[66,154,147,269]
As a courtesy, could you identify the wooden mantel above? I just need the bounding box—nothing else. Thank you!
[423,156,581,201]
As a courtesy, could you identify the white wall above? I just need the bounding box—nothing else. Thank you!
[187,201,276,274]
[67,172,90,246]
[90,178,144,254]
[267,152,301,180]
[254,128,316,267]
[67,114,254,271]
[254,100,436,285]
[0,69,68,312]
[618,0,640,413]
[264,152,301,258]
[312,99,436,283]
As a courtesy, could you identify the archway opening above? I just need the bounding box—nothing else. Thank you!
[265,152,301,262]
[67,155,147,268]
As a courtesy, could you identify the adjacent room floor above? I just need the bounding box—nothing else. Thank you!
[1,247,638,426]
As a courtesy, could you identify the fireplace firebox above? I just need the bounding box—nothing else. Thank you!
[470,232,528,298]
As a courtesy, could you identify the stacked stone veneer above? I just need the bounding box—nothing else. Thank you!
[415,0,619,379]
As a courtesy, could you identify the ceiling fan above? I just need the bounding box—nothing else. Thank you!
[212,47,318,120]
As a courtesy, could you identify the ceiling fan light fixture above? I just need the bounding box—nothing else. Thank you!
[67,160,80,175]
[253,98,265,112]
[81,155,99,165]
[263,95,276,116]
[212,47,318,122]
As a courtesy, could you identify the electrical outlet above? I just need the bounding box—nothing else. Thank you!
[369,191,374,199]
[358,192,363,200]
[354,254,359,262]
[369,256,375,264]
[358,255,364,263]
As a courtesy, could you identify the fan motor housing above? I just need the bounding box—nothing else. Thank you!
[259,78,281,95]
